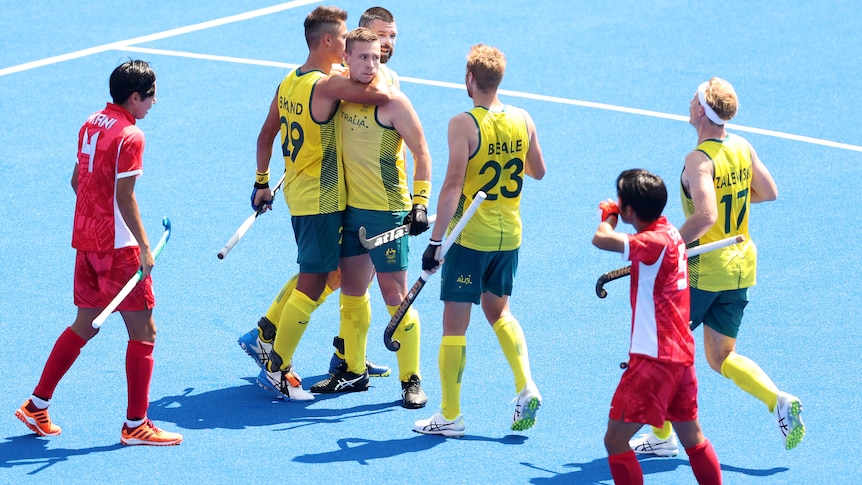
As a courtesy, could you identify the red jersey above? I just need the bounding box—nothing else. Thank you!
[623,216,694,365]
[72,103,144,251]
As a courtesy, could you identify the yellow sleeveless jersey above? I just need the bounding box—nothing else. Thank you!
[449,105,530,252]
[339,101,410,211]
[277,68,345,216]
[681,133,757,291]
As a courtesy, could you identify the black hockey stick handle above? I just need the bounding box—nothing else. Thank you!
[383,272,430,351]
[596,266,632,298]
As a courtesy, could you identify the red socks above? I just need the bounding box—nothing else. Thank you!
[687,440,722,485]
[126,340,155,420]
[608,450,643,485]
[34,327,86,399]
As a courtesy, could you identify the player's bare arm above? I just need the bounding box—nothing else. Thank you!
[386,92,431,182]
[592,215,626,253]
[314,72,392,118]
[252,91,281,212]
[679,150,718,243]
[522,110,546,181]
[71,164,79,193]
[429,114,474,244]
[748,143,778,203]
[116,176,154,278]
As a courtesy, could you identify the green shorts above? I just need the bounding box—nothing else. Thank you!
[341,206,409,273]
[291,212,343,274]
[440,244,518,304]
[689,287,749,338]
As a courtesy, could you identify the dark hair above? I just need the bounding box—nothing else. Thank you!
[616,169,667,222]
[304,6,348,47]
[359,6,394,27]
[109,60,156,104]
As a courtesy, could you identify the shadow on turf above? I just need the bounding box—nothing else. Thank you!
[522,457,789,484]
[147,376,403,430]
[293,434,528,465]
[0,435,123,474]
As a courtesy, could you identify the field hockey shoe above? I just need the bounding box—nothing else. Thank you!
[775,391,805,450]
[328,353,392,377]
[311,367,370,393]
[257,367,314,401]
[511,381,542,431]
[413,411,465,437]
[328,337,391,377]
[629,428,679,457]
[121,419,183,446]
[15,399,61,437]
[401,374,428,409]
[238,317,276,369]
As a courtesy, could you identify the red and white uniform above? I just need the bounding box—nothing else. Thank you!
[72,103,143,251]
[622,216,694,366]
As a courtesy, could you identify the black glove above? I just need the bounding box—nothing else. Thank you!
[422,240,442,271]
[404,204,429,235]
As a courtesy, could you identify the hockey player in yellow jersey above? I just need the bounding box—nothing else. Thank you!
[309,28,432,409]
[414,44,546,437]
[630,77,805,456]
[240,6,394,401]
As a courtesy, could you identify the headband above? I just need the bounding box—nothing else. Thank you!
[697,81,725,126]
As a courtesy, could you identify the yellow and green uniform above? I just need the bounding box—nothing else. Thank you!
[682,133,757,291]
[339,101,410,211]
[450,105,530,250]
[277,68,345,216]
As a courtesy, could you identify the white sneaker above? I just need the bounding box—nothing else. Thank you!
[512,381,542,431]
[257,367,314,401]
[629,429,679,457]
[413,412,465,437]
[775,392,805,450]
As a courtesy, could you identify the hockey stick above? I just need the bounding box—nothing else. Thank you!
[217,172,287,259]
[92,217,172,329]
[595,234,746,298]
[357,213,437,250]
[383,192,487,351]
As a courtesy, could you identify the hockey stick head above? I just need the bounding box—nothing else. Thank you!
[595,266,632,298]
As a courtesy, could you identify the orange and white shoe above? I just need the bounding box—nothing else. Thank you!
[15,400,61,437]
[121,419,183,446]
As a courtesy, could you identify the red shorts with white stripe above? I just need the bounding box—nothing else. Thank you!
[74,247,155,312]
[609,355,699,428]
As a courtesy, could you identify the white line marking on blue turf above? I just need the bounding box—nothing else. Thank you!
[116,46,862,154]
[0,0,321,77]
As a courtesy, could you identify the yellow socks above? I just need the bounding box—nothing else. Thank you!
[265,273,333,326]
[721,352,780,412]
[388,305,421,381]
[493,316,531,393]
[439,335,466,421]
[340,293,371,374]
[651,420,674,440]
[270,289,319,371]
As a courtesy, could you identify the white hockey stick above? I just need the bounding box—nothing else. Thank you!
[217,172,286,259]
[92,217,172,329]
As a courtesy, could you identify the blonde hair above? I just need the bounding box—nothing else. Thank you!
[703,77,738,121]
[346,27,379,53]
[466,44,506,92]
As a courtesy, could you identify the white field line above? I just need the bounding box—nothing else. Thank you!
[0,0,320,77]
[119,46,862,153]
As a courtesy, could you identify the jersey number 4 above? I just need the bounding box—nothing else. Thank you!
[80,129,100,173]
